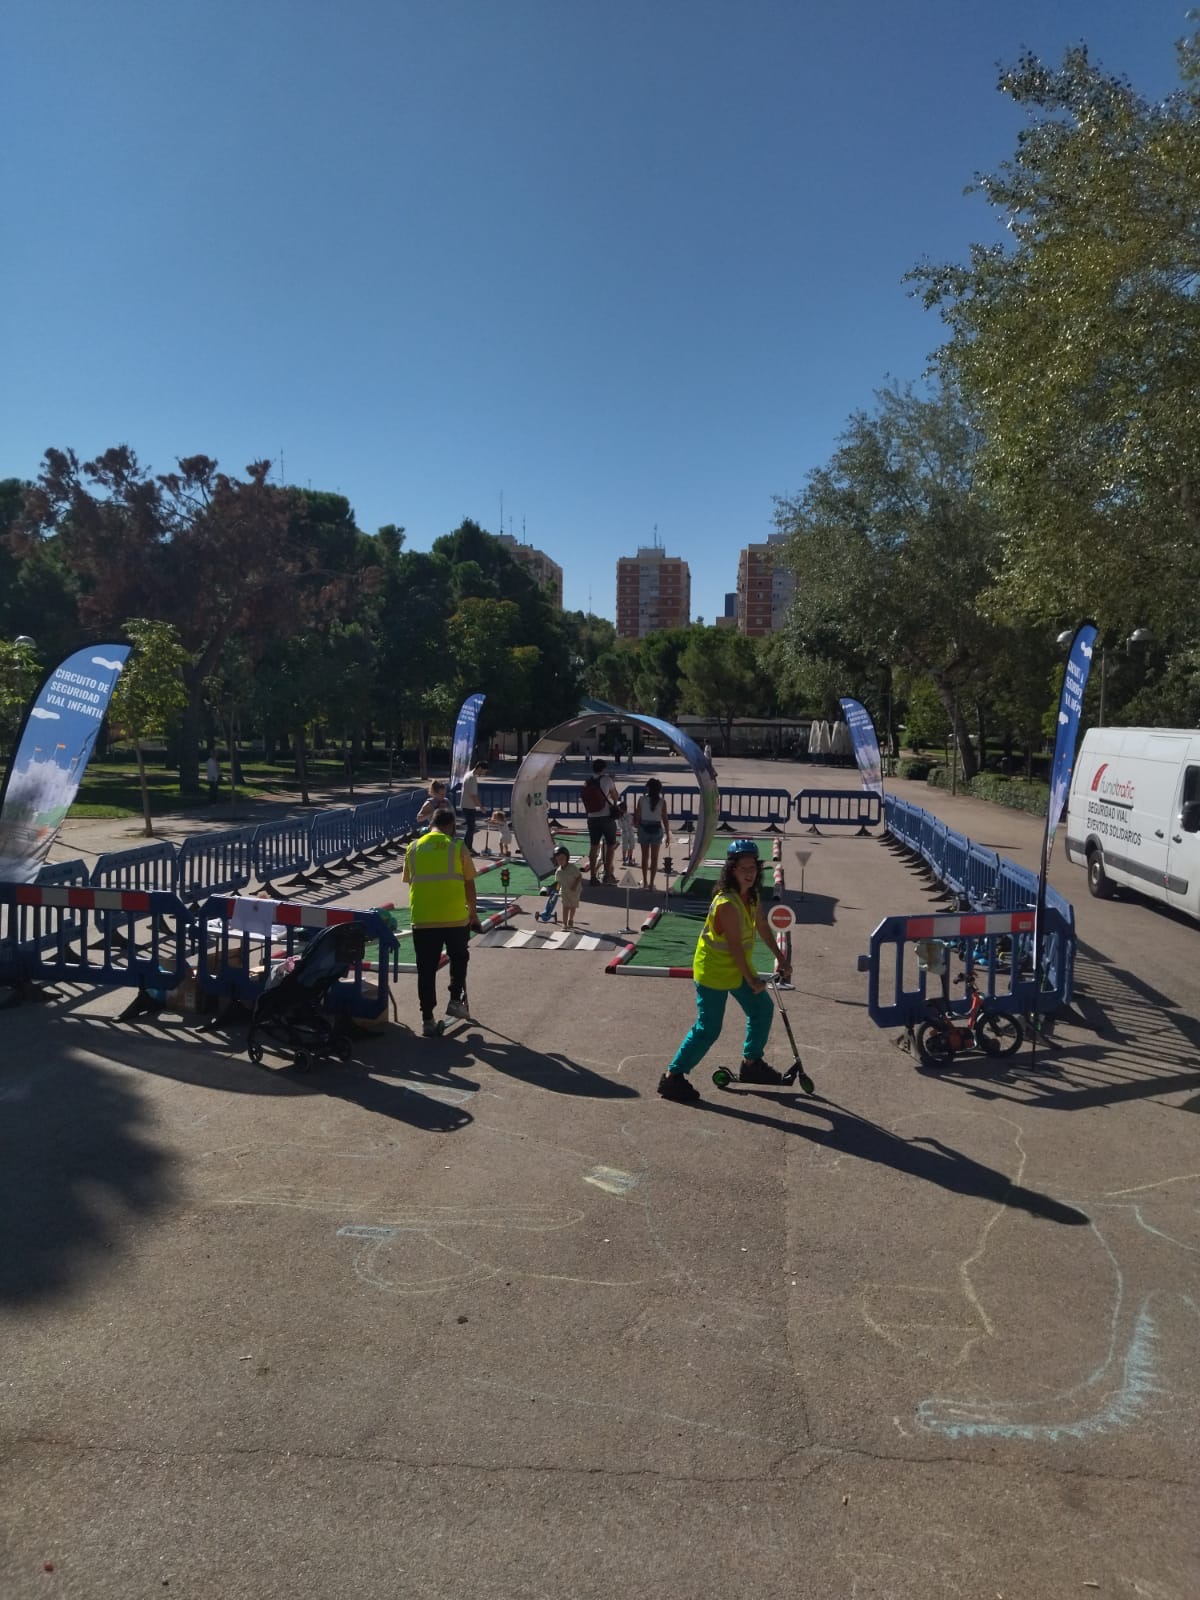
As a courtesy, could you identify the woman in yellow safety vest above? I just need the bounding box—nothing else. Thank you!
[657,839,795,1102]
[403,807,482,1035]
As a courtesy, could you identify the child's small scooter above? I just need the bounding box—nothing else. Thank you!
[536,887,560,924]
[711,976,815,1094]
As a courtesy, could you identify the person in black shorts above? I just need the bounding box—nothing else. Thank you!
[582,759,621,885]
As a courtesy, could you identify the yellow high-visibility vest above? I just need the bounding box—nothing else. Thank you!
[693,891,755,990]
[406,829,470,928]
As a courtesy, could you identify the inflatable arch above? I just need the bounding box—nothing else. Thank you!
[510,713,720,884]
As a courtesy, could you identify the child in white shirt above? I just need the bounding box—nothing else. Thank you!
[552,846,584,930]
[492,809,513,857]
[618,800,636,866]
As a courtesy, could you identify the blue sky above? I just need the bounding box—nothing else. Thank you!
[3,0,1188,625]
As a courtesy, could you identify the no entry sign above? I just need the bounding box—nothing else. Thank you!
[767,903,795,934]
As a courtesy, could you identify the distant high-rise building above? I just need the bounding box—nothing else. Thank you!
[496,532,563,608]
[616,546,691,638]
[736,533,795,636]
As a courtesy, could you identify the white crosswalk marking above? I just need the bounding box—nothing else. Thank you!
[471,927,611,954]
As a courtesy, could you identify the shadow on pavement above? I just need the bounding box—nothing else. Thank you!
[423,1027,640,1098]
[911,943,1200,1113]
[697,1095,1090,1226]
[54,1013,477,1134]
[0,1044,174,1305]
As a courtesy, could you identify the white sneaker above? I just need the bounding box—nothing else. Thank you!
[445,998,470,1019]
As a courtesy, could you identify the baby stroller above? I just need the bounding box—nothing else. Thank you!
[246,921,367,1069]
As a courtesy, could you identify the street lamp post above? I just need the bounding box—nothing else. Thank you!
[1056,627,1153,725]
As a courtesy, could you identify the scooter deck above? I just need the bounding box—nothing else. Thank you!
[711,1063,815,1094]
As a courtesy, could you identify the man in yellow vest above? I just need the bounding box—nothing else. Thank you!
[403,806,482,1035]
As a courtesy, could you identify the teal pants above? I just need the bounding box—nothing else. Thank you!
[668,980,774,1075]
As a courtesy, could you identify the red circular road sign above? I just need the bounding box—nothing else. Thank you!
[767,903,795,933]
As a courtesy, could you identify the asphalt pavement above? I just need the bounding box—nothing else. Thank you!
[2,757,1197,1599]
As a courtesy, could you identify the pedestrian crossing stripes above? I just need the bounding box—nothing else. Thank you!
[473,926,611,953]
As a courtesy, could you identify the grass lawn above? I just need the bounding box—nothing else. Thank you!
[67,759,399,820]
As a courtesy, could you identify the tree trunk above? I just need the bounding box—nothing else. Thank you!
[178,671,205,795]
[293,725,310,806]
[135,739,154,837]
[930,674,979,783]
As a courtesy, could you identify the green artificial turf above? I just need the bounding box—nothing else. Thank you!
[625,908,776,975]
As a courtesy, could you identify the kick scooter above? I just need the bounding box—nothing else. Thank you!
[711,975,815,1094]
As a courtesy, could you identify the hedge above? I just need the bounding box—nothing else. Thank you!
[925,766,1049,816]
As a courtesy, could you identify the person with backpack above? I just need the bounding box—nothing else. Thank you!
[635,776,670,889]
[581,759,621,885]
[657,839,799,1102]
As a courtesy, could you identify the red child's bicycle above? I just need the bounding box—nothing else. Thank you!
[912,966,1024,1069]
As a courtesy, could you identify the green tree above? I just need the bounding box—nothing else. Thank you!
[774,382,1002,781]
[0,637,42,760]
[109,620,189,835]
[634,626,702,721]
[678,628,766,755]
[910,33,1200,636]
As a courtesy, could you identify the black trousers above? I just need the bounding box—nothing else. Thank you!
[462,808,478,849]
[412,925,470,1019]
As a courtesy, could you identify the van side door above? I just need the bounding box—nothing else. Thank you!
[1165,763,1200,918]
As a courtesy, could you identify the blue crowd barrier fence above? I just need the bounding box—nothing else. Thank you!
[619,785,699,833]
[712,787,793,832]
[251,818,313,893]
[352,798,392,861]
[0,882,192,993]
[966,843,1000,909]
[309,808,357,877]
[92,841,178,896]
[861,904,1073,1031]
[795,790,882,835]
[194,895,398,1019]
[386,791,423,839]
[995,858,1039,912]
[477,783,514,816]
[177,827,256,905]
[940,829,970,900]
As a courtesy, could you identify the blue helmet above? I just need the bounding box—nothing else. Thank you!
[726,839,760,860]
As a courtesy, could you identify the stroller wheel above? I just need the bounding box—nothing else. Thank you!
[333,1035,352,1062]
[293,1050,311,1072]
[248,1041,264,1065]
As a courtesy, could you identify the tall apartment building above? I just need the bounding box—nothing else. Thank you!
[496,533,563,608]
[616,546,691,638]
[736,532,796,636]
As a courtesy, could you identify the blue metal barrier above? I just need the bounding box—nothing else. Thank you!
[352,798,391,861]
[995,858,1039,912]
[385,791,422,841]
[309,808,357,877]
[251,817,313,893]
[477,782,514,815]
[545,783,594,820]
[177,827,255,904]
[707,787,793,832]
[619,785,699,832]
[795,790,882,835]
[941,829,970,900]
[862,904,1073,1030]
[92,841,178,895]
[966,843,1000,908]
[0,882,193,993]
[194,895,398,1019]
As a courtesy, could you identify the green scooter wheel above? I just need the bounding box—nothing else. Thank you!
[712,1068,733,1089]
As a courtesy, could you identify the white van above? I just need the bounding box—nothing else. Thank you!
[1065,727,1200,920]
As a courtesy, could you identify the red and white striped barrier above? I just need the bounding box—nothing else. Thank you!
[902,910,1036,941]
[212,896,359,928]
[640,906,663,932]
[12,885,156,912]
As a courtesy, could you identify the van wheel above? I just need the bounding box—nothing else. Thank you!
[1087,848,1114,899]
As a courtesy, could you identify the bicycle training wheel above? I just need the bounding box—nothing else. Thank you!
[977,1013,1024,1057]
[913,1023,954,1068]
